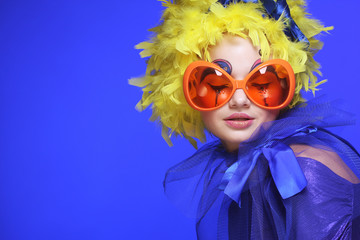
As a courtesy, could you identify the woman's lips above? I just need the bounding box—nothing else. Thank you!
[224,113,254,129]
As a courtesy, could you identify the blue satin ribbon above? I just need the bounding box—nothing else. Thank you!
[220,126,316,207]
[217,0,310,47]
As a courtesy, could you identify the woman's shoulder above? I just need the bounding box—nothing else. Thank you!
[290,144,360,184]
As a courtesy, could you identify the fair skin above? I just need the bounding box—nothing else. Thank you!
[201,35,279,152]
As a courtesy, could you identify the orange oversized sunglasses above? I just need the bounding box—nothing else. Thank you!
[183,59,295,111]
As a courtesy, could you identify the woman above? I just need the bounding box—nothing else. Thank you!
[131,0,360,239]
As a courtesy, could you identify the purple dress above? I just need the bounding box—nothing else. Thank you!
[164,98,360,239]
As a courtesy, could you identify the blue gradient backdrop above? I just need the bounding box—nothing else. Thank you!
[0,1,359,239]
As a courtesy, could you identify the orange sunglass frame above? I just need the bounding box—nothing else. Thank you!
[183,59,296,111]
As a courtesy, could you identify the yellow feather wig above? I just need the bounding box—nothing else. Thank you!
[129,0,332,147]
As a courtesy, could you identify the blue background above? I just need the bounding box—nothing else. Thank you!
[0,1,359,239]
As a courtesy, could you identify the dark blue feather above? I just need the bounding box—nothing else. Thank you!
[217,0,310,47]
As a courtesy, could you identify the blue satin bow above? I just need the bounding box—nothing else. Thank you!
[220,126,317,207]
[217,0,309,47]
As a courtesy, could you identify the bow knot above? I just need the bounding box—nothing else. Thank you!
[262,141,307,199]
[220,133,312,206]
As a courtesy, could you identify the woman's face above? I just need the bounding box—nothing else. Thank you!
[201,35,279,152]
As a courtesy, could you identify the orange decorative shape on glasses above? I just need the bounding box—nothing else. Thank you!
[183,59,296,111]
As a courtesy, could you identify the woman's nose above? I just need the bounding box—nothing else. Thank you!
[228,89,251,108]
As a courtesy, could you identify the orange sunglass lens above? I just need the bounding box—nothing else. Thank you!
[187,66,233,109]
[246,64,290,107]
